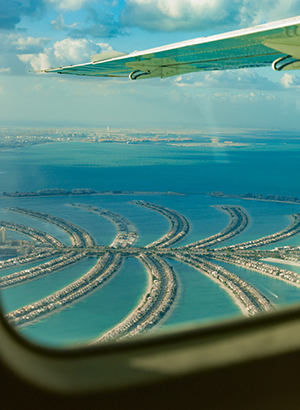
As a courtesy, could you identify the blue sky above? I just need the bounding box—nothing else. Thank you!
[1,0,300,131]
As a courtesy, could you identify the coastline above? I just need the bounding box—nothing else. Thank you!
[172,256,250,317]
[262,258,300,268]
[213,257,300,289]
[188,261,249,316]
[91,258,153,343]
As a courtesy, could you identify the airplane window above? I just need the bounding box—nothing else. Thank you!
[1,2,300,353]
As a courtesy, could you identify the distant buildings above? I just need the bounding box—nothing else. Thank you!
[0,227,6,244]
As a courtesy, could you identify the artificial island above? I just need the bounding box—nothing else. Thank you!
[0,195,300,344]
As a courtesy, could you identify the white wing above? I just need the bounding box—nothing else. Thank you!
[42,16,300,80]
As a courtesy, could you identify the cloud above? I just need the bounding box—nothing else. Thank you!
[191,90,278,106]
[0,33,50,75]
[52,38,101,64]
[48,0,92,12]
[121,0,232,32]
[18,38,114,71]
[0,67,11,74]
[211,91,275,103]
[120,0,300,32]
[280,73,300,89]
[18,53,51,72]
[238,0,300,26]
[0,52,29,75]
[10,36,50,51]
[50,4,124,38]
[50,14,79,31]
[67,5,125,38]
[0,33,49,54]
[172,70,283,91]
[0,0,46,30]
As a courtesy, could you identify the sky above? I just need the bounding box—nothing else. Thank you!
[1,0,300,131]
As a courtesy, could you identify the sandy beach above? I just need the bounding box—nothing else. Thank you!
[262,258,300,267]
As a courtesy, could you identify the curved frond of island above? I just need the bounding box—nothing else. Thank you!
[1,197,299,344]
[131,200,189,248]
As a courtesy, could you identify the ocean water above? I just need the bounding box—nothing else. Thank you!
[0,140,299,346]
[18,257,147,347]
[160,259,242,329]
[214,260,300,307]
[0,141,299,197]
[1,257,99,312]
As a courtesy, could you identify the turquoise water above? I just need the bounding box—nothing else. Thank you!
[18,257,148,347]
[214,260,300,307]
[0,141,299,197]
[160,259,241,329]
[0,140,299,345]
[1,257,98,312]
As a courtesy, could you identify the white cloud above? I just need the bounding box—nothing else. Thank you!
[206,90,276,103]
[52,38,97,64]
[121,0,300,32]
[18,53,51,71]
[238,0,300,26]
[18,38,114,71]
[121,0,230,31]
[0,33,51,74]
[96,43,113,51]
[172,70,282,91]
[48,0,91,11]
[11,36,50,51]
[280,73,300,89]
[0,67,11,74]
[135,0,218,19]
[0,33,49,54]
[50,14,79,31]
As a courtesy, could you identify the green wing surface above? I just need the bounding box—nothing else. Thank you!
[43,16,300,80]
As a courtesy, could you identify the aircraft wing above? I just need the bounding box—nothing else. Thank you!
[43,15,300,80]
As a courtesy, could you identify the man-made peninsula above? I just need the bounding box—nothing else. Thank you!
[0,197,299,343]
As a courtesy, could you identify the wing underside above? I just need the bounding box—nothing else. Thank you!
[43,16,300,80]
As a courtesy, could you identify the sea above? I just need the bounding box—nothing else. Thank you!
[0,138,300,347]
